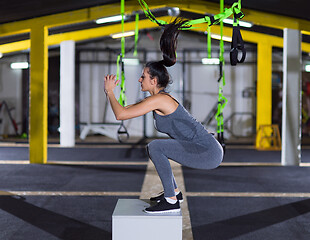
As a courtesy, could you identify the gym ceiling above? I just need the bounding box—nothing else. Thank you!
[0,0,310,54]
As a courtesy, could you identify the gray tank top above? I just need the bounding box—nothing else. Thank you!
[153,93,210,144]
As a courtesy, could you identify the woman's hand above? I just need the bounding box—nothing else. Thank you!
[104,74,120,94]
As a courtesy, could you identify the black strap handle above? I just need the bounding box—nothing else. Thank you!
[230,21,246,66]
[217,131,226,154]
[117,121,129,143]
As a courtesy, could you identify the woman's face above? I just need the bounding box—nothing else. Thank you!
[138,67,154,92]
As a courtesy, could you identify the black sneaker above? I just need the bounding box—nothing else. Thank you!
[144,198,181,214]
[150,191,184,203]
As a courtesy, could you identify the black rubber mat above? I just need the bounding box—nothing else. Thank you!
[48,147,148,161]
[0,196,137,240]
[223,148,310,163]
[223,148,281,162]
[0,164,146,192]
[187,196,310,240]
[0,147,29,160]
[1,147,309,162]
[0,147,148,161]
[183,166,310,193]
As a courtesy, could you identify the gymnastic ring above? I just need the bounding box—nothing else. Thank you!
[117,121,129,143]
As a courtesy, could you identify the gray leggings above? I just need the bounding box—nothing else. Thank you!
[146,135,223,197]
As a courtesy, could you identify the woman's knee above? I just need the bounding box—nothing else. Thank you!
[208,147,224,169]
[146,140,163,160]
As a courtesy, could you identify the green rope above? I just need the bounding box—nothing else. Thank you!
[214,0,228,149]
[138,0,244,29]
[118,0,127,107]
[138,0,167,26]
[118,0,129,141]
[219,0,224,65]
[116,53,127,107]
[121,0,125,57]
[138,0,245,149]
[207,25,211,58]
[133,13,139,56]
[117,0,129,141]
[233,1,241,27]
[116,54,121,83]
[118,60,127,106]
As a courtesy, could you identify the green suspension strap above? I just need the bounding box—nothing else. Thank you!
[207,25,212,58]
[116,54,121,83]
[117,0,129,142]
[138,0,246,65]
[214,0,228,152]
[118,0,126,107]
[138,0,246,150]
[138,0,243,29]
[133,13,139,56]
[138,0,167,26]
[118,56,126,107]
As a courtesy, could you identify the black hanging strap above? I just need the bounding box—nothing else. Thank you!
[117,121,129,143]
[230,17,246,66]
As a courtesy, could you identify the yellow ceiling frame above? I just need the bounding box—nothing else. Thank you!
[0,16,169,54]
[1,17,310,54]
[0,0,164,37]
[163,0,310,32]
[0,0,309,54]
[0,0,308,35]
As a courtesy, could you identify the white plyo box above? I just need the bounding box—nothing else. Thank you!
[112,199,182,240]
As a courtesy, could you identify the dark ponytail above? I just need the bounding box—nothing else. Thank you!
[159,18,189,67]
[145,18,189,88]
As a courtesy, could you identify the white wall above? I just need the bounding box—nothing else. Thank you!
[0,30,257,140]
[78,30,256,139]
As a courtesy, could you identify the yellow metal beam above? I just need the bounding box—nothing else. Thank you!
[256,41,273,148]
[0,0,142,37]
[0,0,309,55]
[48,16,172,45]
[48,22,309,52]
[0,40,30,54]
[0,17,171,54]
[2,19,310,55]
[29,25,48,164]
[150,0,310,32]
[1,0,310,39]
[302,42,310,53]
[186,23,310,53]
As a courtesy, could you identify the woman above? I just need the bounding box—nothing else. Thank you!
[104,19,223,214]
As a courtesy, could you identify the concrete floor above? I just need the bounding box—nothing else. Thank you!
[1,136,310,240]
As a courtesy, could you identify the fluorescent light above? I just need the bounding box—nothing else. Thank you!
[168,7,180,16]
[305,65,310,72]
[223,18,253,28]
[10,62,29,69]
[202,58,220,65]
[210,34,232,42]
[111,31,135,39]
[123,58,140,65]
[96,15,125,24]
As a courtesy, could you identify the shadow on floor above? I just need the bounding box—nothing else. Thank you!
[0,196,111,240]
[193,198,310,240]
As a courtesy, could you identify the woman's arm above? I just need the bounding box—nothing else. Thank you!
[104,74,160,120]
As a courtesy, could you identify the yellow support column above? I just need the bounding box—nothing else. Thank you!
[29,25,48,164]
[256,41,272,148]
